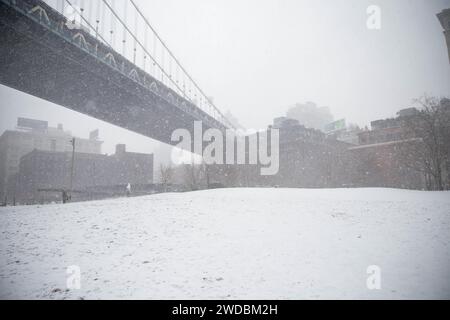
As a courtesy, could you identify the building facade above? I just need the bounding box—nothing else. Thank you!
[349,107,426,189]
[204,117,355,188]
[6,144,153,204]
[0,118,102,201]
[270,119,355,188]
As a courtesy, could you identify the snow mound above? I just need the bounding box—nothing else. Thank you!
[1,188,449,299]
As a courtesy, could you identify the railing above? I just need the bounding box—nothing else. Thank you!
[1,0,235,130]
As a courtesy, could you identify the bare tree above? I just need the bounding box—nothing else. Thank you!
[182,163,207,191]
[159,164,173,192]
[401,96,450,190]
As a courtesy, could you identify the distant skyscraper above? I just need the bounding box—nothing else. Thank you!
[437,8,450,63]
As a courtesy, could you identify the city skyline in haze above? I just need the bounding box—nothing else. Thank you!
[0,0,449,157]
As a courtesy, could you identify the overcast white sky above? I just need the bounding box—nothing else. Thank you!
[0,0,449,157]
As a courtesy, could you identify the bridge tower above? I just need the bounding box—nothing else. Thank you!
[437,8,450,63]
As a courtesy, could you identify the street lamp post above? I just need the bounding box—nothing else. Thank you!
[69,137,76,201]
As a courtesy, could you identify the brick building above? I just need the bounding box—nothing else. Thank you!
[348,107,425,189]
[0,118,102,201]
[5,144,153,204]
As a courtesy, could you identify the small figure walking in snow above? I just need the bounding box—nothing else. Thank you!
[62,190,69,204]
[126,183,131,197]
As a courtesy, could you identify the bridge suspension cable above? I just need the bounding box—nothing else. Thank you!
[129,0,232,127]
[44,0,235,129]
[101,0,187,102]
[64,0,112,50]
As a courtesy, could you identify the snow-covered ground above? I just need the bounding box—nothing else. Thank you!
[0,188,449,299]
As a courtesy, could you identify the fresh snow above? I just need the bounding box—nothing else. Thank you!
[0,188,449,299]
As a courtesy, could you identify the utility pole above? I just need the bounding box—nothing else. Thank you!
[205,162,210,189]
[69,137,76,202]
[13,177,16,206]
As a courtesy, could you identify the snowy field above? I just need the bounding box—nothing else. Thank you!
[0,188,449,299]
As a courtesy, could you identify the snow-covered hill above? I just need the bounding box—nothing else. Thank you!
[1,188,449,299]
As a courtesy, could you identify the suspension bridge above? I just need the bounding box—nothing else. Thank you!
[0,0,235,147]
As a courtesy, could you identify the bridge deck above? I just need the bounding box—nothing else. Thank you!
[0,0,227,147]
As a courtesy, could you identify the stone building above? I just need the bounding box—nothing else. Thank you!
[348,139,424,189]
[0,117,102,201]
[5,144,153,204]
[204,117,355,188]
[269,118,355,188]
[103,144,154,186]
[348,108,425,189]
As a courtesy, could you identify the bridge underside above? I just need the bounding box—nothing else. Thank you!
[0,1,218,148]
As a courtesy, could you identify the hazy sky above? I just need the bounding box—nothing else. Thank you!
[0,0,449,156]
